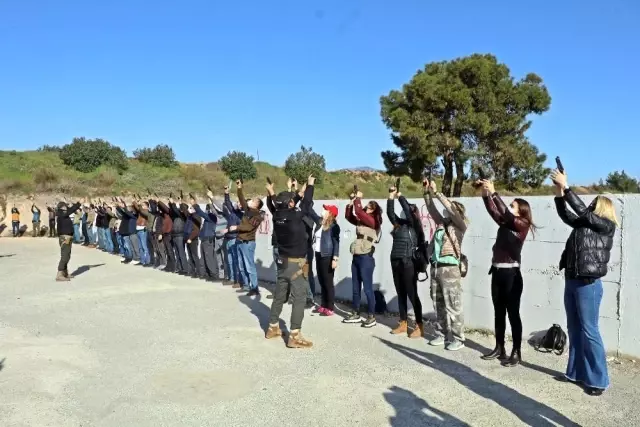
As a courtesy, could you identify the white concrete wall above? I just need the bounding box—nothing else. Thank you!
[251,194,637,357]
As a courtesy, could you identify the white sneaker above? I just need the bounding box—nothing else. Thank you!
[132,261,140,265]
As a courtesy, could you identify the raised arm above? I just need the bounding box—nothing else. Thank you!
[157,201,170,215]
[266,195,276,215]
[482,192,503,225]
[398,196,413,224]
[352,198,376,229]
[563,188,589,217]
[169,202,181,218]
[491,193,529,232]
[554,197,578,228]
[193,204,212,222]
[237,187,248,211]
[299,183,315,214]
[424,191,444,226]
[386,198,399,226]
[345,203,358,226]
[433,191,467,232]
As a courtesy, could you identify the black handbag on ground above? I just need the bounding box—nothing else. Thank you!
[535,324,567,355]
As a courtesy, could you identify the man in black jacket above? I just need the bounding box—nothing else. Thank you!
[56,198,84,281]
[265,175,315,349]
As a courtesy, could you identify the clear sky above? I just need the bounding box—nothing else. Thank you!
[0,0,638,184]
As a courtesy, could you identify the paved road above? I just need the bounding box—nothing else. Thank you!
[1,239,638,427]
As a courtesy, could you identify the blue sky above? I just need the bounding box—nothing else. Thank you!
[0,0,638,184]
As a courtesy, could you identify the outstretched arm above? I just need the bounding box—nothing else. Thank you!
[352,198,376,229]
[386,198,399,226]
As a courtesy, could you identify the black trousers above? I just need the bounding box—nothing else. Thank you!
[391,257,423,323]
[200,237,219,279]
[49,220,56,237]
[187,238,204,276]
[81,223,89,244]
[58,235,72,272]
[151,232,166,267]
[173,235,190,273]
[491,267,524,351]
[163,234,176,271]
[315,253,335,311]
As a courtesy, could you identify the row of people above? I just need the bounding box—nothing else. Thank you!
[51,166,617,396]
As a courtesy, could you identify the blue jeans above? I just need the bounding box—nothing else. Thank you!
[351,254,376,315]
[225,238,240,283]
[122,235,133,260]
[97,228,104,249]
[104,229,114,253]
[237,240,258,291]
[87,226,96,245]
[564,278,609,389]
[73,224,81,243]
[117,233,125,256]
[12,221,19,236]
[137,230,150,265]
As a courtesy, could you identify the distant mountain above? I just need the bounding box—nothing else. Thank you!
[336,166,381,172]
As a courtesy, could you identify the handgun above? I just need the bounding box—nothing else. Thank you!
[169,192,174,199]
[395,178,401,191]
[555,156,565,174]
[473,166,489,187]
[353,184,359,194]
[207,184,213,192]
[238,175,244,184]
[180,190,184,200]
[266,177,272,185]
[189,192,195,200]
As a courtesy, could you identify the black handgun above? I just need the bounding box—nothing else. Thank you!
[473,166,489,187]
[353,184,359,194]
[189,192,195,200]
[239,175,244,184]
[180,190,184,200]
[169,192,174,199]
[266,177,272,184]
[395,178,401,191]
[555,156,565,173]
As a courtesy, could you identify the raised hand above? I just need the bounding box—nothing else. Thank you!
[550,169,567,188]
[307,174,316,186]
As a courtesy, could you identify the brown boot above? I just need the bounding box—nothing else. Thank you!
[408,322,423,339]
[265,324,282,340]
[391,320,408,335]
[56,271,70,282]
[287,331,313,349]
[232,283,241,289]
[64,269,74,279]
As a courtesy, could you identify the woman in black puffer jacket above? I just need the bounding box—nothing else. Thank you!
[386,186,426,338]
[551,168,618,397]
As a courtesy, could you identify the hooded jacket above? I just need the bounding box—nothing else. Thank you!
[56,202,81,236]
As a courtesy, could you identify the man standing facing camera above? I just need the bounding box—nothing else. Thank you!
[55,198,84,281]
[265,175,316,349]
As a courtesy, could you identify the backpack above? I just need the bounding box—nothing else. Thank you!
[535,324,567,355]
[408,226,428,282]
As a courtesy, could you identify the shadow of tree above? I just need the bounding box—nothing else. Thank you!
[385,385,469,427]
[378,338,579,427]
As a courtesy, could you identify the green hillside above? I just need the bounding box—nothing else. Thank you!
[0,150,588,199]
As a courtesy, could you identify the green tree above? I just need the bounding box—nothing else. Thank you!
[37,144,61,152]
[218,151,258,181]
[133,144,178,168]
[59,137,128,173]
[605,170,639,193]
[284,146,326,184]
[380,54,551,196]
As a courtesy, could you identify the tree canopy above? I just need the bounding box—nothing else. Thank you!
[380,54,551,196]
[604,170,639,193]
[283,146,326,184]
[59,137,128,173]
[218,151,258,181]
[133,144,178,168]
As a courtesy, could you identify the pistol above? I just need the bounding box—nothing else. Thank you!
[266,177,272,185]
[395,178,401,192]
[180,190,184,200]
[473,166,489,187]
[555,156,565,174]
[207,184,213,192]
[239,175,244,184]
[189,192,195,200]
[169,192,174,199]
[353,184,359,194]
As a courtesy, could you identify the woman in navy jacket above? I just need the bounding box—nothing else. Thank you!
[309,204,341,316]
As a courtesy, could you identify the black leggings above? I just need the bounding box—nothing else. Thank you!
[491,267,523,351]
[315,253,335,311]
[391,257,423,323]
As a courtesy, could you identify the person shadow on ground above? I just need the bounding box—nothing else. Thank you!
[384,385,469,427]
[378,338,580,427]
[69,263,105,277]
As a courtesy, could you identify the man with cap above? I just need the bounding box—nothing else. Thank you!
[55,198,84,281]
[265,174,316,348]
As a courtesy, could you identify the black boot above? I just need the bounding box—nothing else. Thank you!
[502,349,521,367]
[481,345,507,361]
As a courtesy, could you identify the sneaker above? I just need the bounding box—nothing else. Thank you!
[429,336,445,346]
[342,313,363,324]
[320,309,334,317]
[247,289,260,297]
[265,324,282,340]
[313,306,326,314]
[361,315,377,328]
[446,339,465,351]
[232,283,242,289]
[132,260,140,265]
[120,257,127,263]
[287,331,313,349]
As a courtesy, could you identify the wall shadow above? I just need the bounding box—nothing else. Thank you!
[69,263,105,277]
[378,338,579,427]
[464,338,565,379]
[385,385,469,427]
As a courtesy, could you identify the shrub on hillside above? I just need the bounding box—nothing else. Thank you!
[37,144,61,152]
[218,151,257,182]
[133,144,178,168]
[284,146,326,184]
[34,168,60,186]
[59,137,128,173]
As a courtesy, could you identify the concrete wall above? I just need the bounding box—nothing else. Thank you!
[251,194,640,357]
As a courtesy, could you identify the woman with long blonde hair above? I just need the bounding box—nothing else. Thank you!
[310,204,341,316]
[551,168,618,397]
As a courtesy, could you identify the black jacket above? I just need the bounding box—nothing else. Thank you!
[555,189,616,280]
[387,196,424,260]
[169,202,186,236]
[273,185,314,258]
[56,202,81,236]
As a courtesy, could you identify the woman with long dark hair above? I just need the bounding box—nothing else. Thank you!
[343,190,383,328]
[551,167,617,396]
[479,179,536,367]
[387,186,425,338]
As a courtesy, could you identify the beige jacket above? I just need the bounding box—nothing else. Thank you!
[424,190,467,259]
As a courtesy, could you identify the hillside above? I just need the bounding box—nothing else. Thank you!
[0,150,592,203]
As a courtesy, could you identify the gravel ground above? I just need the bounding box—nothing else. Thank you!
[0,238,639,427]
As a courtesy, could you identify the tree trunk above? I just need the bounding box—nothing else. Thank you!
[453,158,465,197]
[441,156,453,197]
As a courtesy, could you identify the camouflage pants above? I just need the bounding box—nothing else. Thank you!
[430,265,465,341]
